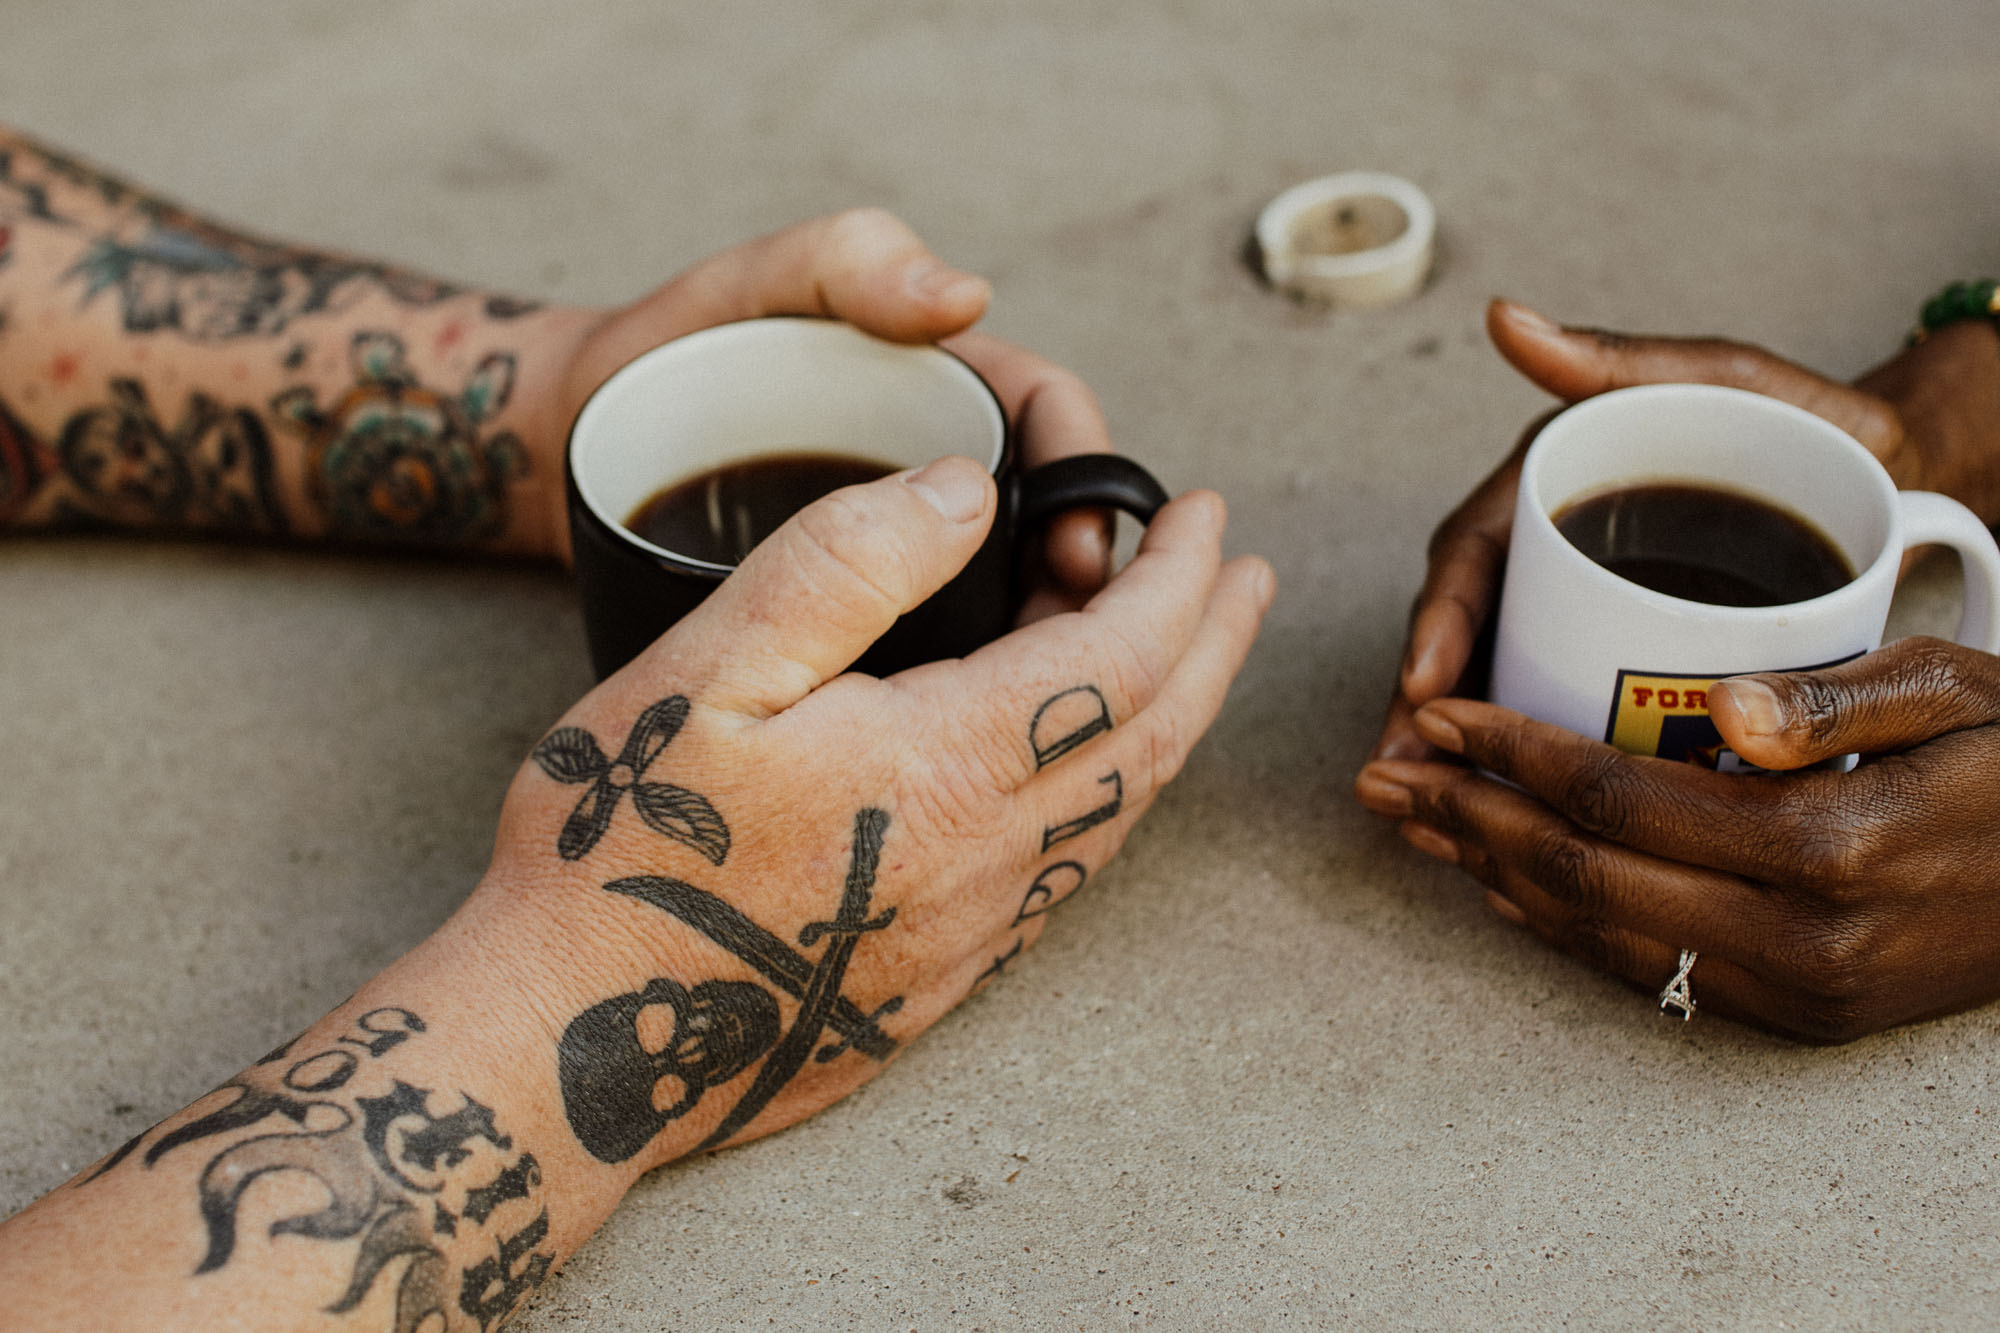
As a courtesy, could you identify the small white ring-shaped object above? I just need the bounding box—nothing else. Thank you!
[1255,171,1436,308]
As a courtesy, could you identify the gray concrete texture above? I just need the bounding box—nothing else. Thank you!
[1,0,1997,1327]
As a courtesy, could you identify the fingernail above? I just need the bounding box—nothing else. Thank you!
[1484,890,1529,926]
[1401,822,1460,864]
[1715,678,1782,738]
[909,259,989,306]
[1495,300,1559,334]
[903,457,989,523]
[1412,706,1466,754]
[1354,769,1413,818]
[1253,560,1278,610]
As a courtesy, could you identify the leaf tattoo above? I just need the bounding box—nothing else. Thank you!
[532,696,730,864]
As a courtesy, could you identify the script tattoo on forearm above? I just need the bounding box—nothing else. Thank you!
[80,1008,554,1332]
[532,696,731,864]
[271,331,526,545]
[556,808,905,1164]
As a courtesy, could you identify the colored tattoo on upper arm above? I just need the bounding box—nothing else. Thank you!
[80,1007,555,1332]
[272,331,526,546]
[531,696,731,864]
[555,809,905,1165]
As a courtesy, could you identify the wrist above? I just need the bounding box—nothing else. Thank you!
[485,303,603,563]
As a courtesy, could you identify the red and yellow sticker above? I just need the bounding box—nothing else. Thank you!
[1604,671,1730,767]
[1604,656,1859,770]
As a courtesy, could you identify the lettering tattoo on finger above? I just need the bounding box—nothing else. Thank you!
[78,1007,554,1332]
[1041,772,1124,851]
[532,695,731,864]
[1029,685,1112,768]
[977,937,1024,987]
[556,809,906,1164]
[1014,860,1087,925]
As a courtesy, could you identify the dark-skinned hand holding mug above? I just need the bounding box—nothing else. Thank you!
[1355,300,2000,1042]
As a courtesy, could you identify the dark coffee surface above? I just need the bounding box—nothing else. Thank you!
[626,452,897,565]
[1553,482,1853,606]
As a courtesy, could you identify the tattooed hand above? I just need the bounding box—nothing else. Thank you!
[0,454,1267,1330]
[496,457,1274,1168]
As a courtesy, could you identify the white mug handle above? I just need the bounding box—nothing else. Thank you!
[1897,490,2000,654]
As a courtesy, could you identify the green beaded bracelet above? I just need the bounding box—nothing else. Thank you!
[1910,278,2000,344]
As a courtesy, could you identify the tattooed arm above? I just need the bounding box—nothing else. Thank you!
[0,126,1111,571]
[0,456,1272,1328]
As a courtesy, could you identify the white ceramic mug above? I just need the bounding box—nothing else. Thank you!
[1489,383,2000,768]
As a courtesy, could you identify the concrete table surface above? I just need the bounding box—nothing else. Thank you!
[2,2,1997,1327]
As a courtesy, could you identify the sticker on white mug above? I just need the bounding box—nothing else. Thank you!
[1604,657,1858,771]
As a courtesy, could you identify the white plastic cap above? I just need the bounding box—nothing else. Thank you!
[1256,171,1436,308]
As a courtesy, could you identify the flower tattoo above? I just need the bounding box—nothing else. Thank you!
[532,695,730,864]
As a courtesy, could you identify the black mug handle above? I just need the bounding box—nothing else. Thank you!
[1015,453,1169,531]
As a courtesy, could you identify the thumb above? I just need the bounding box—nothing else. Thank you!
[637,456,996,717]
[1486,299,1903,455]
[1709,636,2000,769]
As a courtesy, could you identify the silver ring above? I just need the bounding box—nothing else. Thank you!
[1658,948,1698,1020]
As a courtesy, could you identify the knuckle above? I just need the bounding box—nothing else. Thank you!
[1523,828,1608,913]
[1088,620,1169,719]
[1140,708,1190,793]
[1896,635,1983,709]
[1780,800,1875,890]
[824,205,907,248]
[1555,749,1639,840]
[898,755,1011,850]
[1713,342,1774,386]
[1784,672,1846,747]
[787,490,916,612]
[1556,916,1624,978]
[1788,997,1873,1045]
[1780,918,1883,1043]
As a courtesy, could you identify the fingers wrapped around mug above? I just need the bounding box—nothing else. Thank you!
[1355,646,2000,1042]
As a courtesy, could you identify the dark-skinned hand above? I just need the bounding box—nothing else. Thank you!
[1357,300,2000,1041]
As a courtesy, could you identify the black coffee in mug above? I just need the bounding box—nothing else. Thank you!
[1553,481,1854,607]
[627,452,897,566]
[566,318,1170,681]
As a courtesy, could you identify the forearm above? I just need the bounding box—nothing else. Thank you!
[0,882,653,1331]
[0,126,597,556]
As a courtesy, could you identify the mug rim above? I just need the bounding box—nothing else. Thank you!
[1519,382,1900,620]
[566,316,1010,575]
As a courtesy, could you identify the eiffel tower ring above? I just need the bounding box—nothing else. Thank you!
[1657,948,1698,1021]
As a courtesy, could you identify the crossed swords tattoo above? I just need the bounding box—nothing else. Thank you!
[557,809,903,1164]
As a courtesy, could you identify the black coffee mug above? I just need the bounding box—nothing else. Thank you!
[566,318,1168,680]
